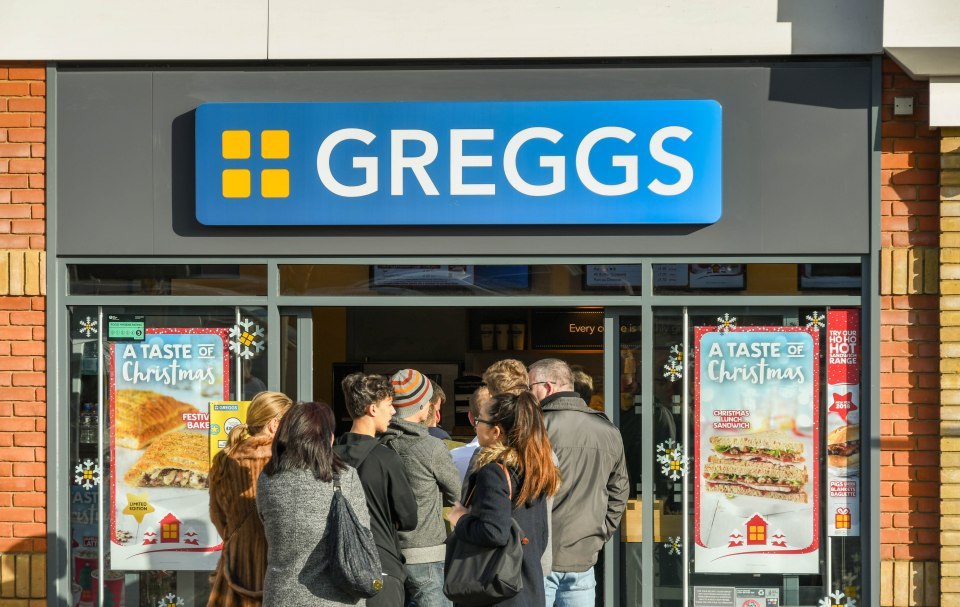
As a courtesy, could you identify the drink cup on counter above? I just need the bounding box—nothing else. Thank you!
[73,548,97,605]
[480,324,494,351]
[92,569,125,607]
[495,324,510,351]
[510,323,526,350]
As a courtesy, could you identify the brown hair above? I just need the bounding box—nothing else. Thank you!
[223,391,293,456]
[482,359,529,395]
[342,372,393,419]
[480,391,560,505]
[262,401,346,482]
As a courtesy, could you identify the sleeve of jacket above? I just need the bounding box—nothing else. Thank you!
[454,464,512,547]
[208,455,228,538]
[604,437,630,540]
[344,466,372,530]
[384,450,418,531]
[433,440,463,506]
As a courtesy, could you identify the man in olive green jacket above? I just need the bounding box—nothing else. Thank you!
[529,358,629,607]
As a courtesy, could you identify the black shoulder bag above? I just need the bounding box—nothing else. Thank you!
[443,463,525,606]
[324,472,384,598]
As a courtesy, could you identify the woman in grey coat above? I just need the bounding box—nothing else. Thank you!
[257,401,372,607]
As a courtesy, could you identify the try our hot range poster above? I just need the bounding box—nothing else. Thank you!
[694,327,820,574]
[109,328,229,570]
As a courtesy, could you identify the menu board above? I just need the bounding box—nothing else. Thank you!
[694,327,820,574]
[109,328,229,570]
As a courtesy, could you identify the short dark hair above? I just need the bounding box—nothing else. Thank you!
[342,372,393,419]
[263,401,345,482]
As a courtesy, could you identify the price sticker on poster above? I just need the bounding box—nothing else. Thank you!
[694,327,820,574]
[826,309,861,536]
[109,328,230,570]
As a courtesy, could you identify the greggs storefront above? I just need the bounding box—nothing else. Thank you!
[49,60,878,606]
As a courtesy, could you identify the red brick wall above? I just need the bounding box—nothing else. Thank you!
[879,57,940,564]
[0,63,46,555]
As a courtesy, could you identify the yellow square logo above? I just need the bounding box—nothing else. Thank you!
[222,169,251,198]
[222,130,251,159]
[261,169,289,198]
[261,130,290,159]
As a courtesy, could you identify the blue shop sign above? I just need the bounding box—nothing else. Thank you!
[195,100,722,226]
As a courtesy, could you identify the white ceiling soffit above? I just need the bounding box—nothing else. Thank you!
[0,0,883,60]
[885,0,960,79]
[930,79,960,127]
[0,0,268,61]
[267,0,881,59]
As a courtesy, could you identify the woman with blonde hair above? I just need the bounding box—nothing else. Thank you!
[208,391,293,607]
[446,390,560,606]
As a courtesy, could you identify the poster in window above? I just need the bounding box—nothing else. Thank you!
[694,326,820,574]
[109,328,229,570]
[826,309,861,536]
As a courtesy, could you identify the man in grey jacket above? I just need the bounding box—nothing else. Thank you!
[380,369,462,607]
[529,358,629,607]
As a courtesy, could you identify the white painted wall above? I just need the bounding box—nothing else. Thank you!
[0,0,881,60]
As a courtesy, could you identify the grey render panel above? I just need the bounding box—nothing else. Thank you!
[55,62,872,257]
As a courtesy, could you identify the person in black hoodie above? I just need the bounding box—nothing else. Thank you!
[334,372,419,606]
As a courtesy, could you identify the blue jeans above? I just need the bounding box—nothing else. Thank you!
[405,561,451,607]
[544,568,596,607]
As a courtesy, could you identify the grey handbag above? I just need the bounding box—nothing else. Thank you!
[443,463,525,606]
[324,473,384,598]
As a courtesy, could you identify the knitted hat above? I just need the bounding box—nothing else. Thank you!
[390,368,434,419]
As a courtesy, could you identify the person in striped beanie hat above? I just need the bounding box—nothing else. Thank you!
[379,369,461,607]
[390,368,434,420]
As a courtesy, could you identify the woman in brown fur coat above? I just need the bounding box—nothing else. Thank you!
[208,391,293,607]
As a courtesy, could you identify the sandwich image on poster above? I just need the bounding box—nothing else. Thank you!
[704,431,808,503]
[694,327,820,575]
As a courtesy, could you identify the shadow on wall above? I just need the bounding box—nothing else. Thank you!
[777,0,882,57]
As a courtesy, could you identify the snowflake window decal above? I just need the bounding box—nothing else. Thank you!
[806,311,826,330]
[663,360,682,382]
[78,316,98,338]
[717,313,737,333]
[664,536,681,556]
[158,594,185,607]
[229,318,265,360]
[74,459,101,490]
[656,438,688,480]
[663,343,684,382]
[818,590,856,607]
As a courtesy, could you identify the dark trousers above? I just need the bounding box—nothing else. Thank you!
[368,574,405,607]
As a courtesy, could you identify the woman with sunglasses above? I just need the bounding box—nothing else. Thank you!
[446,390,560,606]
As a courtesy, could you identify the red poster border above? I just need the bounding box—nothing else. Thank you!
[693,326,821,566]
[109,328,230,553]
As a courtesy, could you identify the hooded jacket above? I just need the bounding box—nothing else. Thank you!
[541,392,629,572]
[379,418,462,564]
[334,432,418,581]
[208,433,273,607]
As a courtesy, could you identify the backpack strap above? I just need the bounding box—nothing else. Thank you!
[333,472,342,491]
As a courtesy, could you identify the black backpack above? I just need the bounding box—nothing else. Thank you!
[323,472,384,598]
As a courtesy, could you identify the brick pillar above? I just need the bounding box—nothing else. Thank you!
[879,58,941,606]
[942,126,960,606]
[0,63,47,606]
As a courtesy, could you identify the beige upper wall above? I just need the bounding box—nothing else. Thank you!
[1,0,881,60]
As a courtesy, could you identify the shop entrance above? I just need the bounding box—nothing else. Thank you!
[58,260,869,606]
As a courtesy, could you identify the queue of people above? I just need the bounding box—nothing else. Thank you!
[206,359,629,607]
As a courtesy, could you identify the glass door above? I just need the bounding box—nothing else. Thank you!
[67,305,270,607]
[613,306,864,607]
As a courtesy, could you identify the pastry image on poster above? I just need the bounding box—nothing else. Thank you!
[109,329,229,571]
[694,327,820,575]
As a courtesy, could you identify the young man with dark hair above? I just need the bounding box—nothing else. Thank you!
[334,372,418,607]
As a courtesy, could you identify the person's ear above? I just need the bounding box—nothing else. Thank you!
[467,412,476,425]
[266,417,281,435]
